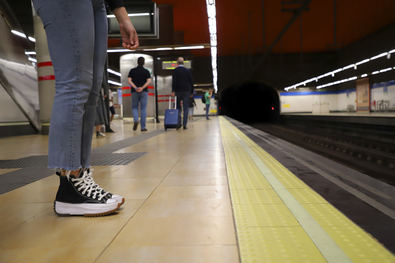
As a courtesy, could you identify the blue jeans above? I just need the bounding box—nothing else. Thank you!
[33,0,107,170]
[132,92,148,129]
[206,103,210,119]
[175,92,190,128]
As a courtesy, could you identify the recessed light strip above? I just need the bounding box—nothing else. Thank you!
[108,80,122,86]
[107,13,151,18]
[314,67,395,89]
[284,48,395,91]
[107,68,121,77]
[107,45,208,53]
[11,30,35,43]
[206,0,218,92]
[28,57,37,63]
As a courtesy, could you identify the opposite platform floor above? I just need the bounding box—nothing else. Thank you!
[0,116,394,263]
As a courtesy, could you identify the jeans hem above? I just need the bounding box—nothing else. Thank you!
[48,165,83,171]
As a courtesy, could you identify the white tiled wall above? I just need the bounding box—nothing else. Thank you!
[280,84,395,113]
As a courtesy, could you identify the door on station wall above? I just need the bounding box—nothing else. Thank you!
[356,78,370,112]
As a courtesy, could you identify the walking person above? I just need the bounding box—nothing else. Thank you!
[171,57,194,129]
[205,89,213,120]
[128,57,152,132]
[32,0,139,216]
[108,90,116,122]
[188,94,196,121]
[95,87,107,137]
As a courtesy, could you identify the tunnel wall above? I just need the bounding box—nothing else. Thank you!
[219,82,280,123]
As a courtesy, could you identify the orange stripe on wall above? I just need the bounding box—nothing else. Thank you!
[37,61,53,67]
[158,99,175,103]
[38,75,55,81]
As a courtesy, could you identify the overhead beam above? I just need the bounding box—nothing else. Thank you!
[249,0,311,80]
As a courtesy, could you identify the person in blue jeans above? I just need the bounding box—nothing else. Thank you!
[32,0,139,216]
[127,57,152,132]
[205,89,213,120]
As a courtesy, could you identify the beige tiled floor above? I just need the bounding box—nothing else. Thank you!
[0,117,239,263]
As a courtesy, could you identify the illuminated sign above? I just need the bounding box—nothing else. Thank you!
[162,60,191,70]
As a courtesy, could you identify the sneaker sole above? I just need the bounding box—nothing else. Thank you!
[54,201,118,217]
[114,198,125,210]
[119,197,125,207]
[110,195,125,208]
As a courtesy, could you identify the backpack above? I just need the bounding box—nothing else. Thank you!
[201,93,206,103]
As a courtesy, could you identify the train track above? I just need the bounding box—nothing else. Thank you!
[253,120,395,186]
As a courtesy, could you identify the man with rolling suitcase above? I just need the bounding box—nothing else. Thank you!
[171,57,194,130]
[164,96,179,130]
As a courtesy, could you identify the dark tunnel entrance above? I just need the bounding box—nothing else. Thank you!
[219,82,280,123]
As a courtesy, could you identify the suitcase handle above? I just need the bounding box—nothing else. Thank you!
[169,96,177,109]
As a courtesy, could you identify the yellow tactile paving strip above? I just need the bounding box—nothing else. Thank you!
[219,117,395,263]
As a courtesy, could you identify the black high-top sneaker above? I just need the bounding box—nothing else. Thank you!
[133,121,139,131]
[85,169,125,207]
[54,171,118,216]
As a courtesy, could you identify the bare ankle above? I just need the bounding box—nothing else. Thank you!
[60,169,81,177]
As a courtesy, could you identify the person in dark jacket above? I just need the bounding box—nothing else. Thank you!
[171,57,194,129]
[32,0,139,216]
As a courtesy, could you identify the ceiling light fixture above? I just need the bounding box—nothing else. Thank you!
[107,68,121,77]
[11,30,35,43]
[370,52,388,60]
[107,13,150,18]
[174,45,205,50]
[107,45,208,53]
[108,80,122,86]
[107,49,136,53]
[206,0,218,92]
[11,29,26,38]
[143,47,174,51]
[315,67,395,89]
[316,76,357,89]
[28,57,37,63]
[379,67,392,73]
[284,48,395,91]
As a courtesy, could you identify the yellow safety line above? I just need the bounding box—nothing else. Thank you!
[219,117,395,263]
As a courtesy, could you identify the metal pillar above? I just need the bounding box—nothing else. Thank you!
[32,2,55,134]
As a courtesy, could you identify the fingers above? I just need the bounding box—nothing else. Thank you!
[129,34,139,49]
[122,36,139,50]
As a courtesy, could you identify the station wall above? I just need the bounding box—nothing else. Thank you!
[280,81,395,113]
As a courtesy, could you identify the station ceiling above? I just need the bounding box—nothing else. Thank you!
[155,0,395,56]
[4,0,395,89]
[6,0,395,56]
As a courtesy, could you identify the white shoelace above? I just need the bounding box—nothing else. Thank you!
[85,169,111,196]
[70,172,107,201]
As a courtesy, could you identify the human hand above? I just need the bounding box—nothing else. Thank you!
[120,20,139,50]
[113,7,139,50]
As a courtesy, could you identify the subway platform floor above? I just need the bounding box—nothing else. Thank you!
[0,116,394,263]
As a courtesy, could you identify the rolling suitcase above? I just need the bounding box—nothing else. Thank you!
[164,96,179,130]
